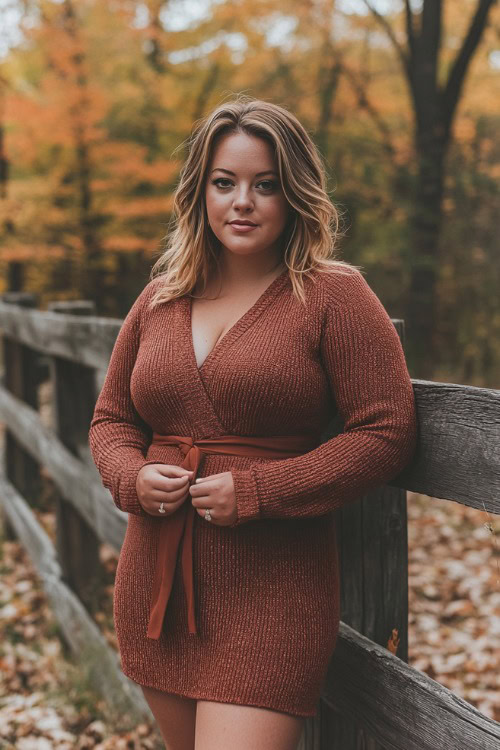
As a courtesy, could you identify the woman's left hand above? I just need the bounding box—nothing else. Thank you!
[189,471,238,526]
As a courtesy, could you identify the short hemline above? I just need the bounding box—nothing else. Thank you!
[124,667,318,719]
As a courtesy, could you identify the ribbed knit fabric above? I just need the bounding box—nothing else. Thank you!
[88,267,417,718]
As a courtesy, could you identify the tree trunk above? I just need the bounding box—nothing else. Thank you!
[363,0,497,378]
[63,0,104,304]
[406,126,447,377]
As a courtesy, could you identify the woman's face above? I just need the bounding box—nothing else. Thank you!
[204,131,290,265]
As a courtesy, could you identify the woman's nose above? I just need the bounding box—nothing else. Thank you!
[232,188,253,210]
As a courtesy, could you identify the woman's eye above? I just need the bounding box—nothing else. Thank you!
[257,180,277,191]
[213,178,232,188]
[211,178,278,191]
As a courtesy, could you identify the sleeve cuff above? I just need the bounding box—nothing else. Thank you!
[114,458,160,516]
[230,469,260,526]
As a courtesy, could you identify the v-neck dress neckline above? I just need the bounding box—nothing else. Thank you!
[184,268,289,375]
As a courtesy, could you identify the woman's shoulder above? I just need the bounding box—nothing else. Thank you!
[134,275,171,309]
[309,264,371,307]
[122,276,171,330]
[309,265,396,336]
[142,274,167,295]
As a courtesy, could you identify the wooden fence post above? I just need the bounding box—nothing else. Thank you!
[48,300,102,613]
[299,320,410,750]
[0,292,43,539]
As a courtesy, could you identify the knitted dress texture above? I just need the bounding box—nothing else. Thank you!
[88,267,418,718]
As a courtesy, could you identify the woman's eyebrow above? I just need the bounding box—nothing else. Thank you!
[211,168,278,177]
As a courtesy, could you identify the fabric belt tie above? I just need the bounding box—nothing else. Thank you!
[146,432,320,639]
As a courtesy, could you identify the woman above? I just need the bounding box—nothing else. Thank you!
[89,95,417,750]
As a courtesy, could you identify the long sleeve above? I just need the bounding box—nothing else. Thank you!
[88,282,160,516]
[230,269,418,525]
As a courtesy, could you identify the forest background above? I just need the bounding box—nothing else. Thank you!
[0,0,499,384]
[0,3,499,743]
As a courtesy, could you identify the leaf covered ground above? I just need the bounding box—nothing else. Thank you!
[0,514,164,750]
[407,492,499,721]
[0,491,498,748]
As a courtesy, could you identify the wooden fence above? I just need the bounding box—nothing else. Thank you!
[0,290,499,749]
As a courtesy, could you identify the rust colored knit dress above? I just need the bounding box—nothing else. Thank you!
[88,267,417,718]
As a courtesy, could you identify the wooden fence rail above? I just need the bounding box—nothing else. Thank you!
[0,293,499,749]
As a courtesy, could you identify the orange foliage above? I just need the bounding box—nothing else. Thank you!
[102,236,162,253]
[105,196,174,217]
[387,628,401,656]
[0,0,497,288]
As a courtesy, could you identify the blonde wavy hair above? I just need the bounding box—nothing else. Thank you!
[148,95,360,308]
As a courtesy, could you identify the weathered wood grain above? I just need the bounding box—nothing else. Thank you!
[0,383,126,551]
[2,299,500,750]
[2,293,41,516]
[48,300,102,612]
[391,379,500,514]
[2,302,498,512]
[0,474,152,725]
[323,621,500,750]
[0,300,120,369]
[5,465,497,748]
[307,319,409,750]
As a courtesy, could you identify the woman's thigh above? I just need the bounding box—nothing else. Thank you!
[195,700,304,750]
[140,685,197,750]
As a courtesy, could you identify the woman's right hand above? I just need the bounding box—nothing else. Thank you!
[136,464,194,516]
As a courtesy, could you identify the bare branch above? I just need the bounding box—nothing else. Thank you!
[404,0,416,59]
[192,62,220,123]
[442,0,497,133]
[341,63,396,161]
[361,0,411,78]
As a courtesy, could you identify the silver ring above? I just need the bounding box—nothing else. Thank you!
[204,508,212,522]
[159,502,166,514]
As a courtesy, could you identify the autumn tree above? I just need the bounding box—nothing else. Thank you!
[1,0,498,380]
[361,0,498,375]
[1,0,179,311]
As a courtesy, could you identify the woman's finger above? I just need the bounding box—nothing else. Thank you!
[148,486,190,503]
[189,489,211,502]
[149,474,192,493]
[195,505,217,522]
[155,465,194,479]
[190,495,212,508]
[160,475,191,491]
[189,481,214,497]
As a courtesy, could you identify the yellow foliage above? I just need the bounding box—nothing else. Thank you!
[0,245,66,262]
[0,0,497,301]
[102,236,161,253]
[105,196,174,217]
[454,118,476,141]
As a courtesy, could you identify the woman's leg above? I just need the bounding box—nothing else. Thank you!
[140,685,197,750]
[194,700,304,750]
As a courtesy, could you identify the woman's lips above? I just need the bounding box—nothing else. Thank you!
[228,223,258,233]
